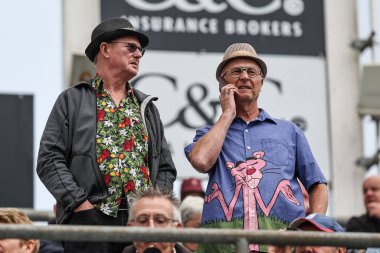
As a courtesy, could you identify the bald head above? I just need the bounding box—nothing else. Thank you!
[363,175,380,218]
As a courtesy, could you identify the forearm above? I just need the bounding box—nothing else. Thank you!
[309,183,328,214]
[189,112,234,173]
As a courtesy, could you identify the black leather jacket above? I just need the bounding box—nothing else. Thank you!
[37,81,176,223]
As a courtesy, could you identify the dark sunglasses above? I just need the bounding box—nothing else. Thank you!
[109,42,145,56]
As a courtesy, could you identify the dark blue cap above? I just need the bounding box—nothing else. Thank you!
[289,213,345,233]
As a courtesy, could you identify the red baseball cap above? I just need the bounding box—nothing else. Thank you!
[180,178,205,200]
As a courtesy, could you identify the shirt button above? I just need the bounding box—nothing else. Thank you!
[245,129,249,133]
[247,146,251,150]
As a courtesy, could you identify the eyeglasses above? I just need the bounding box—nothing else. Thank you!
[130,214,178,227]
[109,42,145,56]
[223,67,262,79]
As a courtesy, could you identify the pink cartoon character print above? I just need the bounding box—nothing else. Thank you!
[204,151,300,252]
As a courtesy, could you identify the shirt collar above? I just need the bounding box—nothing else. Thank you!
[91,75,135,98]
[91,75,103,92]
[234,109,277,124]
[257,109,277,124]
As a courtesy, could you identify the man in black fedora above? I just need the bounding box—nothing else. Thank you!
[37,17,176,253]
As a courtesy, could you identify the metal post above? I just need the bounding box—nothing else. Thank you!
[369,0,378,62]
[235,238,249,253]
[1,225,380,249]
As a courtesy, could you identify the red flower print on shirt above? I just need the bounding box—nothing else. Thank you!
[98,110,106,121]
[119,117,131,128]
[103,174,111,185]
[124,181,135,193]
[97,149,110,163]
[101,149,110,159]
[123,139,134,151]
[123,117,131,126]
[141,166,149,179]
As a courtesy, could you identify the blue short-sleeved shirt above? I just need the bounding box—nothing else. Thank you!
[184,109,327,252]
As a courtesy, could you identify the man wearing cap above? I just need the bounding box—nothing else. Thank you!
[37,17,176,253]
[180,177,205,201]
[268,213,346,253]
[184,43,328,253]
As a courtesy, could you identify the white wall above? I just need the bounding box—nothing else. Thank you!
[64,0,100,86]
[0,0,63,210]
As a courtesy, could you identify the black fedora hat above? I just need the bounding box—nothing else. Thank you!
[85,17,149,62]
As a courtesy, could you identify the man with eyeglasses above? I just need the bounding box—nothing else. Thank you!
[184,43,328,253]
[37,17,176,253]
[122,188,191,253]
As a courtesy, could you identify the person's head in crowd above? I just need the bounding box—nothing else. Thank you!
[289,213,346,253]
[180,196,203,252]
[180,178,205,201]
[362,174,380,219]
[125,188,185,253]
[0,208,40,253]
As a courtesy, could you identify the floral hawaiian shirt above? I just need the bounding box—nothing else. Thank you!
[92,76,151,217]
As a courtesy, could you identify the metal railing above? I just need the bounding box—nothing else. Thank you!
[0,224,380,253]
[19,208,55,222]
[3,210,375,252]
[19,208,352,227]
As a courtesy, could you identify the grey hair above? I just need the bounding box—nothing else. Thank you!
[180,195,204,225]
[364,169,380,179]
[128,187,181,223]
